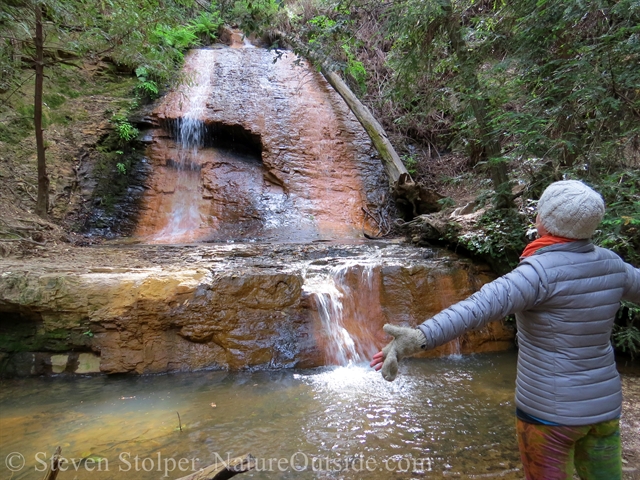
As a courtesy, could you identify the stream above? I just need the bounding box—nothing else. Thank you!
[0,352,522,479]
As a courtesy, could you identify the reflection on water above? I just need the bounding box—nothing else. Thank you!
[0,352,521,479]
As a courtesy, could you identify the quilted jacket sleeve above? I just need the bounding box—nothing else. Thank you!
[418,262,544,350]
[623,263,640,304]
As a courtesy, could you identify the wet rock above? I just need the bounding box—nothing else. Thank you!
[50,354,69,373]
[0,243,515,376]
[134,47,388,244]
[75,352,101,374]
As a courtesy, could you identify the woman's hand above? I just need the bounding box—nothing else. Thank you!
[370,351,385,371]
[370,324,426,381]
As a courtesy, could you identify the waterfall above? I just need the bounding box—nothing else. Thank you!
[150,50,213,243]
[447,337,462,357]
[312,279,360,365]
[304,263,381,366]
[135,41,386,244]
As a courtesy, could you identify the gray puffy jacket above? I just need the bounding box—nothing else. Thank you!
[418,240,640,425]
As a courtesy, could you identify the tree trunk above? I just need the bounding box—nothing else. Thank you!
[34,1,49,218]
[320,69,408,185]
[442,1,513,209]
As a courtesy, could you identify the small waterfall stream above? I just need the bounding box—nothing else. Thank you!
[304,263,379,365]
[145,49,214,243]
[153,119,207,243]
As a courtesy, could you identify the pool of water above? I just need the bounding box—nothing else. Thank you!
[0,351,522,479]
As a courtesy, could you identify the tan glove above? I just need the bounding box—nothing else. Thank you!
[378,324,427,381]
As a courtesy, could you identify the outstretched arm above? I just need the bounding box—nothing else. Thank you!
[418,262,544,350]
[372,262,543,380]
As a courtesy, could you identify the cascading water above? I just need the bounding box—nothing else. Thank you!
[304,261,386,366]
[307,278,358,365]
[306,274,368,365]
[143,49,214,244]
[301,248,482,366]
[152,119,207,243]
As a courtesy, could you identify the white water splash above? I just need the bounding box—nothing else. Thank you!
[304,259,382,366]
[306,273,360,365]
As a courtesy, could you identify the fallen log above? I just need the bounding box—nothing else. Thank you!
[174,454,256,480]
[273,31,443,218]
[320,68,407,185]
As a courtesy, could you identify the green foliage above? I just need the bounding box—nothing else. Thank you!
[402,153,418,176]
[111,113,138,143]
[43,93,66,109]
[437,197,455,209]
[591,170,640,265]
[457,208,528,273]
[496,0,640,168]
[189,11,223,42]
[0,102,33,143]
[230,0,282,36]
[134,66,159,99]
[153,24,200,52]
[0,0,221,104]
[116,162,127,175]
[612,301,640,359]
[308,15,336,32]
[341,43,366,92]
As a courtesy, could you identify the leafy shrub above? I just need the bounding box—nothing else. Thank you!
[612,301,640,360]
[153,24,200,51]
[592,170,640,266]
[437,197,456,209]
[402,153,418,176]
[111,113,139,143]
[134,66,159,99]
[190,11,223,42]
[230,0,282,35]
[342,43,366,92]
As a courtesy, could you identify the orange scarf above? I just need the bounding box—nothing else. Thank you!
[521,235,575,258]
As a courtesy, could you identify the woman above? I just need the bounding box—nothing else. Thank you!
[371,180,640,480]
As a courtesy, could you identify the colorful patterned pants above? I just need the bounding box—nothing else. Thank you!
[516,418,622,480]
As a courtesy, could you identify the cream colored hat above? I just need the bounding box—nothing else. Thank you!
[537,180,605,239]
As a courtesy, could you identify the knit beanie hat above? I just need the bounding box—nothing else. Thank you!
[537,180,605,239]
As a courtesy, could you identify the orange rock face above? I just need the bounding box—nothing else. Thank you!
[0,244,514,376]
[134,47,386,244]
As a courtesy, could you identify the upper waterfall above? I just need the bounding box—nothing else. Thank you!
[134,43,387,244]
